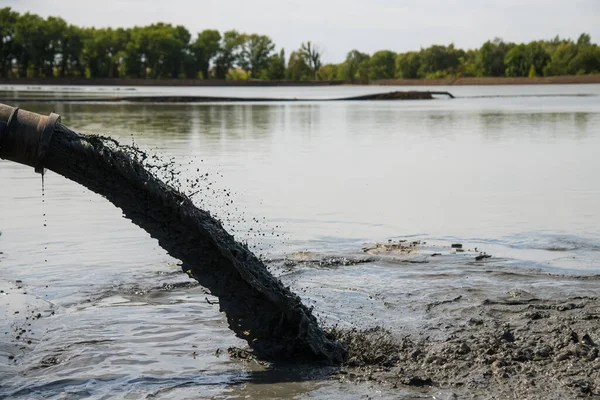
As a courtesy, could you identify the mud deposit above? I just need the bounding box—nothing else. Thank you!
[329,297,600,398]
[245,246,600,399]
[42,123,344,363]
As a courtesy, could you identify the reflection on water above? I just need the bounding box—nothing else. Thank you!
[2,96,599,270]
[1,87,600,398]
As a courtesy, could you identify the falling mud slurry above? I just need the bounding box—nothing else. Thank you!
[42,123,345,364]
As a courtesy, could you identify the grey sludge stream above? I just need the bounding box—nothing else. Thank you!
[38,122,344,364]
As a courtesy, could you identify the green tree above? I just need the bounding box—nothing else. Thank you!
[568,34,600,75]
[368,50,396,79]
[214,30,244,79]
[239,34,275,78]
[317,63,339,80]
[122,27,146,78]
[577,33,592,46]
[169,25,192,78]
[478,39,512,76]
[5,9,600,82]
[340,49,370,80]
[264,49,286,80]
[110,28,130,78]
[191,29,221,79]
[83,27,127,78]
[140,23,190,78]
[505,42,549,77]
[286,50,311,80]
[13,12,51,77]
[543,41,578,76]
[418,44,462,78]
[43,16,69,77]
[457,49,481,77]
[57,24,85,77]
[395,52,421,79]
[504,44,529,77]
[569,45,600,74]
[0,7,19,78]
[299,41,322,79]
[527,42,550,76]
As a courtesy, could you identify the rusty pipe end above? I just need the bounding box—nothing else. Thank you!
[0,103,61,175]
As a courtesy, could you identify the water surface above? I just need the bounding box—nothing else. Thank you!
[1,84,599,398]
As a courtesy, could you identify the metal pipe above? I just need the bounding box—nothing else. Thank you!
[0,103,61,175]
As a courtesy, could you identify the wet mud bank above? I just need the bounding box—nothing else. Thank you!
[41,124,344,363]
[329,295,600,398]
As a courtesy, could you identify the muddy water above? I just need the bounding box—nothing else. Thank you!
[1,85,600,398]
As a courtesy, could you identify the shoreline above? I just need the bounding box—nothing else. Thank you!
[1,74,600,87]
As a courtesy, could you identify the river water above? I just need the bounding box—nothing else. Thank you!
[0,84,599,399]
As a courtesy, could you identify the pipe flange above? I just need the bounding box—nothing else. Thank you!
[34,113,61,175]
[0,104,61,174]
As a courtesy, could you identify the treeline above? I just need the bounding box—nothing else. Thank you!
[2,7,600,81]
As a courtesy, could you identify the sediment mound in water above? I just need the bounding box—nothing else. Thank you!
[43,123,345,364]
[120,91,453,102]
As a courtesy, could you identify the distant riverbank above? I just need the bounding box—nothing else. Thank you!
[1,74,599,87]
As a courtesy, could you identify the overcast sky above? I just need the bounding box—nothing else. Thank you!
[4,0,600,63]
